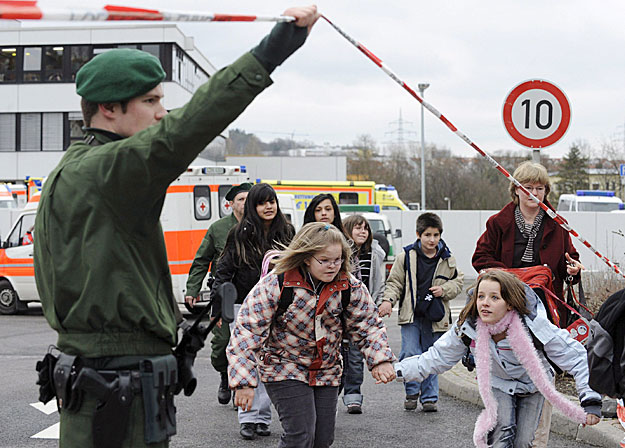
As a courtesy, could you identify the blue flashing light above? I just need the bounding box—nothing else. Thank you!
[256,178,261,184]
[576,190,615,197]
[386,185,396,191]
[240,165,247,173]
[620,203,625,210]
[373,204,380,213]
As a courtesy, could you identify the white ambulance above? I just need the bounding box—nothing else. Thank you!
[0,165,253,314]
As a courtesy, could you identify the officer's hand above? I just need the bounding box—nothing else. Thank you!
[185,295,199,307]
[283,5,319,32]
[378,301,392,317]
[235,388,255,411]
[372,362,396,384]
[585,413,600,426]
[216,318,223,329]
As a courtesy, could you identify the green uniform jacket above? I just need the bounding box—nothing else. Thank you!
[34,53,272,358]
[185,213,238,298]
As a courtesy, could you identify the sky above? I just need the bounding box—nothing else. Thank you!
[32,0,625,158]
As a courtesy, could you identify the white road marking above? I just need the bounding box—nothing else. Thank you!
[31,422,59,439]
[30,401,60,439]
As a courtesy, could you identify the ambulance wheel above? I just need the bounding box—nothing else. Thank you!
[0,279,18,315]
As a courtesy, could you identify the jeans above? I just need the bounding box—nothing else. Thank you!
[265,380,339,448]
[488,388,545,448]
[342,342,364,406]
[399,320,442,401]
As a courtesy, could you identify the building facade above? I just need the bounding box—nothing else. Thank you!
[0,21,216,180]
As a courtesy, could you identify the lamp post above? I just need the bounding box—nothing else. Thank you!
[444,196,451,210]
[418,83,430,210]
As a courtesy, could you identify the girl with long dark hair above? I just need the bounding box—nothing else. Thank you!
[212,183,294,440]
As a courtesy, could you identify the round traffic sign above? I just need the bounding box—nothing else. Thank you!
[502,79,571,148]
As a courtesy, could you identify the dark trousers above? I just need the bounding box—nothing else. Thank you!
[342,342,364,406]
[210,321,230,373]
[265,380,339,448]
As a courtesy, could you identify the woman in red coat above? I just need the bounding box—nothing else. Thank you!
[472,161,583,300]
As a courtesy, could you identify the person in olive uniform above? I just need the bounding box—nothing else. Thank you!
[33,6,319,447]
[185,182,252,405]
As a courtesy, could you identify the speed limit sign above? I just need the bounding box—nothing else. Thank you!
[502,79,571,149]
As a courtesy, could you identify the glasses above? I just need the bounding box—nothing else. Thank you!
[312,256,343,267]
[521,185,545,193]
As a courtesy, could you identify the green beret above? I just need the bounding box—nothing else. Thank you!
[225,182,253,201]
[76,49,165,103]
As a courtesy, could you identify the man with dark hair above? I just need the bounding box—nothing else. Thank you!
[380,212,463,412]
[34,7,319,447]
[185,182,252,405]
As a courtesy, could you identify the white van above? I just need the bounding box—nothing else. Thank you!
[557,190,623,212]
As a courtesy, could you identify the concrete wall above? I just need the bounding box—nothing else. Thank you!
[4,208,625,278]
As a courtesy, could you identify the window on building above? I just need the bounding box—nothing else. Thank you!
[0,114,16,151]
[42,113,63,150]
[43,46,64,82]
[20,113,42,151]
[71,46,91,80]
[23,47,42,82]
[0,47,17,82]
[68,112,85,145]
[142,44,160,59]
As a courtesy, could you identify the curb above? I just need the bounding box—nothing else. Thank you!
[439,364,624,447]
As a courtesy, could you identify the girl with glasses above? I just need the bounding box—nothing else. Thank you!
[227,222,396,447]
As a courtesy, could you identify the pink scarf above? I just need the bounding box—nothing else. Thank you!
[473,310,587,447]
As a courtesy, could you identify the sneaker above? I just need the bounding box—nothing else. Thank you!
[240,423,257,440]
[218,372,231,405]
[255,423,271,436]
[404,394,419,411]
[422,401,438,412]
[347,403,362,414]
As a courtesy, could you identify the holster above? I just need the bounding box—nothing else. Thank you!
[140,355,177,444]
[52,353,83,412]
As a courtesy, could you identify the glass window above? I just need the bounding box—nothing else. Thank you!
[117,44,137,49]
[0,47,17,82]
[193,186,211,220]
[5,213,36,247]
[68,112,85,144]
[0,114,16,151]
[23,47,42,81]
[20,113,42,151]
[218,185,232,218]
[93,47,116,55]
[142,44,160,59]
[338,192,358,204]
[42,113,63,150]
[44,46,64,82]
[71,46,90,80]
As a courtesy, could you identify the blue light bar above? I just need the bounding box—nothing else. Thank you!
[576,190,615,197]
[240,165,247,173]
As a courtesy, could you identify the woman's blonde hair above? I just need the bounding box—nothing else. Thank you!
[457,270,530,326]
[508,161,551,205]
[273,222,351,277]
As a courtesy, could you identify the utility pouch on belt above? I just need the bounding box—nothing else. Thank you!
[36,348,59,405]
[140,355,177,444]
[52,353,83,412]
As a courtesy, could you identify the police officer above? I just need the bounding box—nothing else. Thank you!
[184,182,252,405]
[34,6,319,447]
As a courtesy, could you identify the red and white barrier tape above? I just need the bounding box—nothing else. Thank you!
[0,1,295,22]
[320,14,625,279]
[0,3,620,278]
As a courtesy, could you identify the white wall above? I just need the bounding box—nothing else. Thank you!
[4,207,624,279]
[220,156,347,182]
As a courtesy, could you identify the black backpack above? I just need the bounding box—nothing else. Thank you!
[587,288,625,399]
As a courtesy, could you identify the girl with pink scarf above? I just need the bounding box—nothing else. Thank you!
[394,270,601,447]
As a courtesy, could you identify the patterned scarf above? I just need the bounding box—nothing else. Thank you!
[514,206,545,264]
[472,310,586,447]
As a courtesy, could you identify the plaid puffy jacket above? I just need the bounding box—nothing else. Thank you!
[227,268,395,388]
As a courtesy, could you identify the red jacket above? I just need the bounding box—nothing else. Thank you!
[472,202,579,299]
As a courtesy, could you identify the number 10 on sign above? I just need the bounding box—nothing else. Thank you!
[502,79,571,149]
